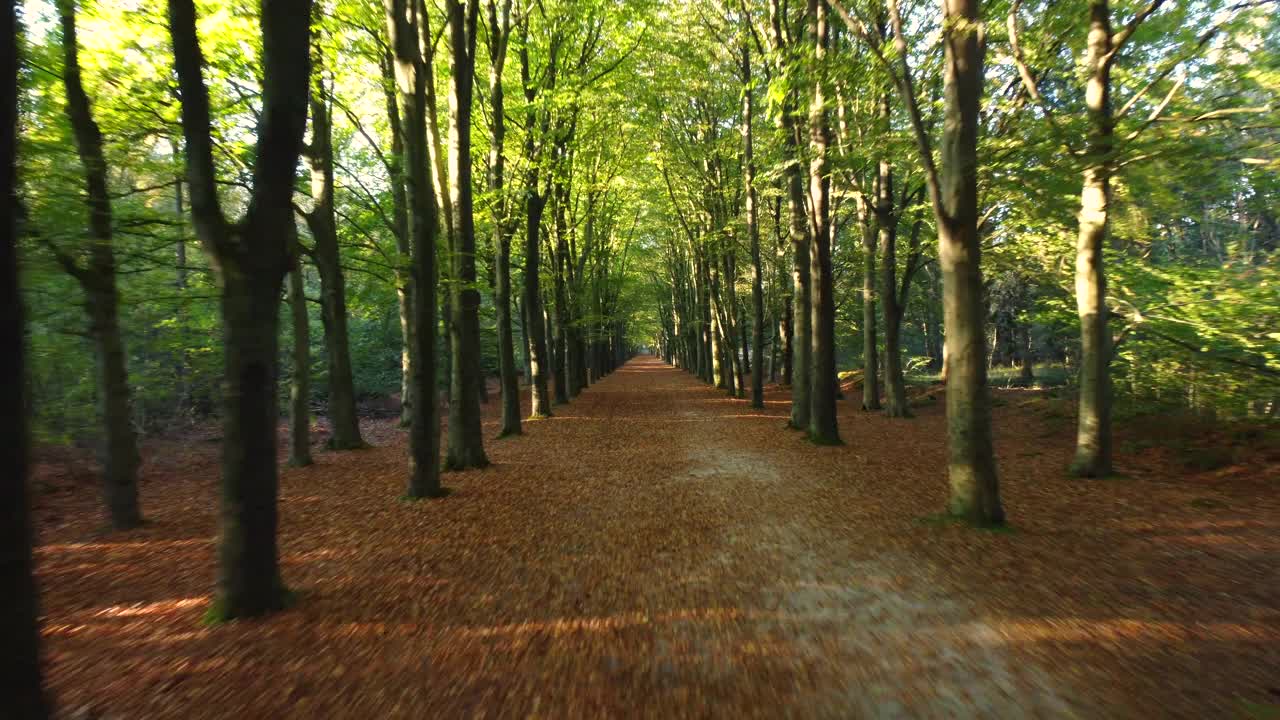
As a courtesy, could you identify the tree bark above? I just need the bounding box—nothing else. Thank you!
[934,0,1004,524]
[1072,0,1115,478]
[444,0,488,469]
[876,99,909,417]
[2,0,48,708]
[59,0,143,529]
[807,0,839,444]
[486,0,520,437]
[861,196,881,411]
[169,0,314,616]
[287,254,312,467]
[381,53,415,428]
[305,39,364,451]
[519,27,553,418]
[387,0,444,498]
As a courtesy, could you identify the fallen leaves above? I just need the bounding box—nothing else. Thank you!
[30,356,1280,718]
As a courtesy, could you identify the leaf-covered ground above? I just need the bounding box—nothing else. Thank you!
[32,356,1280,718]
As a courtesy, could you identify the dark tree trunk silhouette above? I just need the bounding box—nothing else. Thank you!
[2,0,48,709]
[169,0,314,617]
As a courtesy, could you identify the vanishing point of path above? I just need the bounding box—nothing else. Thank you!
[35,356,1280,718]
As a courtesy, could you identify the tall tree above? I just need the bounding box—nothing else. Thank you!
[741,37,765,409]
[485,0,521,437]
[168,0,315,618]
[766,0,812,431]
[806,0,839,444]
[303,21,365,451]
[444,0,489,469]
[387,0,445,497]
[54,0,143,529]
[519,15,554,418]
[2,0,48,710]
[1068,0,1163,477]
[833,0,1005,524]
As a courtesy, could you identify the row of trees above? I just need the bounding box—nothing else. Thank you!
[9,0,656,709]
[650,0,1277,525]
[14,0,652,654]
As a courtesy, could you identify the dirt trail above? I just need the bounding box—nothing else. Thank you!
[653,358,1079,718]
[33,356,1280,718]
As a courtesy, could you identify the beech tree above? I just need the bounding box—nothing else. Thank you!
[49,0,143,529]
[386,0,444,498]
[168,0,315,617]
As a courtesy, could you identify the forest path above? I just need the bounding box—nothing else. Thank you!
[36,355,1280,718]
[588,355,1078,717]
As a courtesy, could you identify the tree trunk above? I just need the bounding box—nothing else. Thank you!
[487,0,519,437]
[524,199,553,417]
[216,269,290,617]
[60,0,142,529]
[783,118,811,429]
[444,0,488,470]
[935,0,1004,525]
[1072,0,1115,478]
[386,0,444,499]
[807,0,839,444]
[861,202,881,411]
[306,42,364,451]
[2,0,48,705]
[169,0,313,617]
[287,257,312,467]
[877,142,909,417]
[382,51,415,429]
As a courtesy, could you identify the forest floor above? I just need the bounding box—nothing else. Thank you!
[31,356,1280,719]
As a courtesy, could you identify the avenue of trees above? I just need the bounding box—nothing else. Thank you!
[2,0,1277,712]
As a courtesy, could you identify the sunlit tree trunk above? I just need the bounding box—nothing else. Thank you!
[1072,0,1115,478]
[387,0,443,498]
[381,54,415,428]
[934,0,1003,524]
